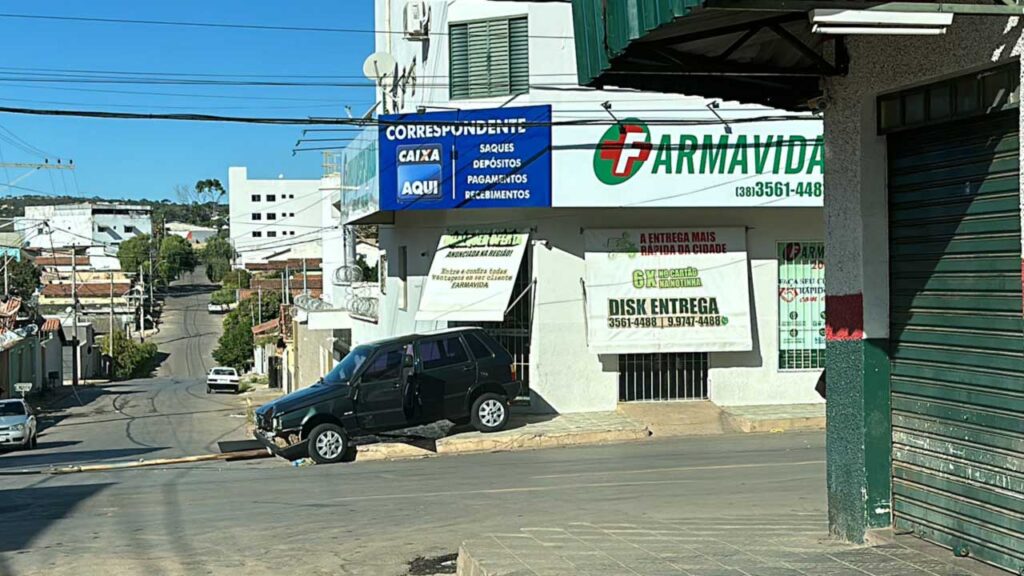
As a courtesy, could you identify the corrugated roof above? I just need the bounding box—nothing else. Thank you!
[41,283,132,297]
[40,318,62,333]
[251,318,280,336]
[35,256,90,267]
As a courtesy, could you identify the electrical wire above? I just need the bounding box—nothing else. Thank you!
[0,104,815,127]
[0,12,574,39]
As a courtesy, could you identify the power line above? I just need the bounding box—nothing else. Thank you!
[0,82,361,103]
[0,65,582,80]
[0,12,573,39]
[0,104,814,127]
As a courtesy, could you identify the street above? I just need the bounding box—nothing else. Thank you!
[0,280,830,576]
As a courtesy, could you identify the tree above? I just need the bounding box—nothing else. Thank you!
[6,257,41,300]
[200,237,236,283]
[156,235,197,283]
[212,291,282,371]
[118,234,154,277]
[210,287,236,306]
[100,330,159,380]
[355,254,378,283]
[221,269,251,290]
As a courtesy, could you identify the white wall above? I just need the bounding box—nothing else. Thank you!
[21,205,92,250]
[319,173,348,306]
[228,166,324,267]
[92,206,152,249]
[352,207,824,413]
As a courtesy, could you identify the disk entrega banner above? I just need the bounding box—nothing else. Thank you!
[583,227,753,354]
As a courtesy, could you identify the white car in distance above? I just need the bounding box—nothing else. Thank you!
[207,367,241,394]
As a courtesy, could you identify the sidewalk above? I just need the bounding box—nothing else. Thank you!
[355,411,651,462]
[457,516,1001,576]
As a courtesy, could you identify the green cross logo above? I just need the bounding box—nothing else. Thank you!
[593,120,652,185]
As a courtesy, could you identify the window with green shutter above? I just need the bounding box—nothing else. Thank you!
[449,17,529,100]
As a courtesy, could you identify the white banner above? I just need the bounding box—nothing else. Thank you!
[584,227,752,354]
[416,232,529,322]
[552,104,823,208]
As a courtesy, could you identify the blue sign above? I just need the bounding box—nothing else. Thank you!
[379,105,552,211]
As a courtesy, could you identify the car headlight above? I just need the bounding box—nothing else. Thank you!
[12,424,24,431]
[272,416,282,431]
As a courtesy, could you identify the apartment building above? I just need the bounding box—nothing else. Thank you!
[227,166,323,268]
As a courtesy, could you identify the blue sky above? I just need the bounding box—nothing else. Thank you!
[0,1,375,201]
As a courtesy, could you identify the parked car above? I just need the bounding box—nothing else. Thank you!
[207,367,241,393]
[0,399,38,450]
[207,302,236,314]
[254,327,522,464]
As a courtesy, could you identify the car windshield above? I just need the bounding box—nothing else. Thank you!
[211,368,234,376]
[0,402,25,416]
[322,344,374,385]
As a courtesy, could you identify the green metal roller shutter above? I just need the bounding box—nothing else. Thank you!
[888,110,1024,573]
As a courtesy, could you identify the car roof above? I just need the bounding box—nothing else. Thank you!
[359,327,483,348]
[0,398,26,405]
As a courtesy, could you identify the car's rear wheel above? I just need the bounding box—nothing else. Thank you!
[471,393,509,433]
[306,423,348,464]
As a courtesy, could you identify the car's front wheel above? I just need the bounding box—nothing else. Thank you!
[306,423,349,464]
[471,393,510,433]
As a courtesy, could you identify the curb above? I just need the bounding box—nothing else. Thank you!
[350,426,652,464]
[437,427,651,456]
[722,414,826,433]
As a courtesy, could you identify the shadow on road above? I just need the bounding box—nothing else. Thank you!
[0,446,167,469]
[0,482,114,566]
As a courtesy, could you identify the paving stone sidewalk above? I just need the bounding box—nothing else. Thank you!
[458,515,999,576]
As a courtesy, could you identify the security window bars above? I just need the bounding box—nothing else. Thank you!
[618,353,708,402]
[449,17,529,100]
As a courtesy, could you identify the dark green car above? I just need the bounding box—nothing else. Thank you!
[254,328,522,464]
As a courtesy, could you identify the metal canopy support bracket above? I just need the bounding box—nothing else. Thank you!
[768,22,839,75]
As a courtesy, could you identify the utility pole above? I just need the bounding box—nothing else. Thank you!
[284,265,290,305]
[302,258,308,294]
[108,271,114,353]
[138,264,145,343]
[71,245,80,388]
[3,253,9,295]
[258,285,263,324]
[148,257,154,316]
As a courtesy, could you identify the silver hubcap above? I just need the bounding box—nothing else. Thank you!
[478,399,505,428]
[315,430,344,459]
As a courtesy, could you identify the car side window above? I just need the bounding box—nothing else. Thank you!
[360,347,404,383]
[417,336,470,370]
[464,333,494,359]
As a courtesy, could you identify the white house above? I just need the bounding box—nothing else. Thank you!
[165,222,218,246]
[227,167,323,268]
[342,0,826,415]
[18,203,152,254]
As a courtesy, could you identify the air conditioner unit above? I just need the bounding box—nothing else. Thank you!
[404,0,430,40]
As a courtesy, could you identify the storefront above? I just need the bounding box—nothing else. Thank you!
[565,1,1024,569]
[347,102,825,414]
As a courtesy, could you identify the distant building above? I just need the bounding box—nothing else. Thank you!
[165,221,218,247]
[227,167,322,268]
[17,203,153,254]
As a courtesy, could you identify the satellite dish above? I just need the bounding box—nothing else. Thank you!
[363,52,397,83]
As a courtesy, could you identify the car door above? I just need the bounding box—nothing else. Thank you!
[415,334,476,422]
[354,344,408,431]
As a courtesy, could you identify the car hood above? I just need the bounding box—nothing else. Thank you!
[0,415,28,427]
[258,382,350,415]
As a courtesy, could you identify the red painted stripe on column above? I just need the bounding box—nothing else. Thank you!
[826,293,864,341]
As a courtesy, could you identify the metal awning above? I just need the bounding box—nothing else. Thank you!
[572,0,1023,109]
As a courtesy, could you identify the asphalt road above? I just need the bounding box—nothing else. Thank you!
[0,277,829,576]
